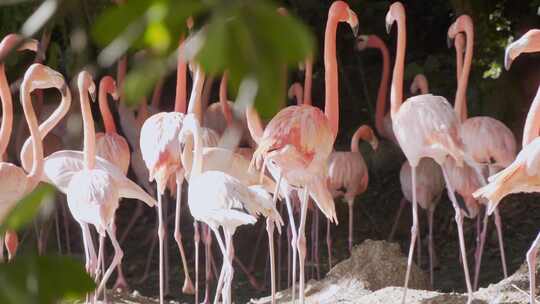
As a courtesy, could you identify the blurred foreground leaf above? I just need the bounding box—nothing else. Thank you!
[92,0,315,118]
[0,254,95,304]
[0,184,55,234]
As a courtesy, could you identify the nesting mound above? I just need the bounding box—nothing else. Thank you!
[250,239,429,303]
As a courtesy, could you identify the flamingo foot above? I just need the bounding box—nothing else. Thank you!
[182,277,195,295]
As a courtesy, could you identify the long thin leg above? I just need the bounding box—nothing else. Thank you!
[157,192,165,304]
[284,193,297,304]
[174,172,195,295]
[493,208,508,278]
[203,225,212,304]
[268,173,281,304]
[401,166,418,304]
[82,223,98,276]
[442,167,473,303]
[61,200,72,254]
[212,227,228,304]
[427,205,435,289]
[278,203,284,291]
[474,211,489,291]
[347,199,354,254]
[287,225,292,289]
[297,187,309,304]
[194,221,201,304]
[417,212,422,269]
[389,198,407,241]
[326,218,332,269]
[55,205,62,254]
[527,232,540,304]
[96,226,124,297]
[314,209,320,280]
[112,219,129,291]
[310,209,315,280]
[224,229,235,304]
[94,234,105,302]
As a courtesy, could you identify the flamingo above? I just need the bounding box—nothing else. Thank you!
[356,34,393,144]
[389,73,445,288]
[327,125,378,261]
[180,113,282,304]
[446,15,516,290]
[93,75,134,290]
[0,34,38,261]
[384,2,476,302]
[247,2,358,302]
[61,71,156,300]
[139,37,195,303]
[473,28,540,304]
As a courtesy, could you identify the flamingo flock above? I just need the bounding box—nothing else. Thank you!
[1,1,540,304]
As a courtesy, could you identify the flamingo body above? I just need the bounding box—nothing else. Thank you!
[95,133,130,174]
[400,158,444,211]
[328,152,368,201]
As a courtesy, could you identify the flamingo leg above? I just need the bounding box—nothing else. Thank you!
[527,231,540,304]
[157,192,165,304]
[427,205,435,289]
[94,234,105,302]
[212,227,228,304]
[441,167,473,303]
[61,200,72,254]
[347,198,354,254]
[417,212,422,269]
[203,225,212,304]
[297,186,309,304]
[287,225,292,288]
[55,206,62,254]
[474,211,489,291]
[278,203,284,290]
[194,221,200,304]
[284,193,298,303]
[112,220,129,292]
[224,229,235,304]
[96,225,124,297]
[401,166,418,304]
[326,218,332,269]
[174,172,195,295]
[267,173,281,304]
[493,208,508,278]
[314,209,320,280]
[389,198,407,241]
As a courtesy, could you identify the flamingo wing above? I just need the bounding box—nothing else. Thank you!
[43,150,156,207]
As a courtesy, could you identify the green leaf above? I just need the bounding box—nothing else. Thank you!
[0,184,55,234]
[0,254,95,304]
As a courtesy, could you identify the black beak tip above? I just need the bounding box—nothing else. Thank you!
[353,25,359,37]
[447,37,453,49]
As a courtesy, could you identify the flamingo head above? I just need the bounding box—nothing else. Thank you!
[385,2,405,34]
[329,1,359,37]
[505,29,540,70]
[99,75,119,101]
[23,63,68,97]
[78,70,96,102]
[447,14,473,49]
[0,34,38,59]
[409,74,429,95]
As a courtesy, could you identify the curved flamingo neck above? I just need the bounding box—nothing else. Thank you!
[184,116,203,178]
[98,77,117,134]
[303,58,313,106]
[389,9,406,120]
[350,125,374,152]
[523,86,540,146]
[455,34,464,83]
[21,75,43,187]
[79,80,96,170]
[175,37,187,113]
[324,13,340,138]
[370,36,390,137]
[219,73,233,126]
[454,23,473,122]
[0,65,13,159]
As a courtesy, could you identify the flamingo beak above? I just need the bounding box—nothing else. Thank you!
[504,45,514,70]
[352,24,359,37]
[447,36,454,49]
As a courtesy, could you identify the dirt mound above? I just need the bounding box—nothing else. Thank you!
[250,239,429,303]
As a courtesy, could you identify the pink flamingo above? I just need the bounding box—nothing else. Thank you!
[247,2,358,302]
[356,35,393,144]
[447,15,516,290]
[473,29,540,304]
[384,2,475,302]
[139,38,195,303]
[327,125,378,259]
[94,75,133,290]
[389,73,445,288]
[180,113,282,304]
[63,71,156,300]
[0,34,38,261]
